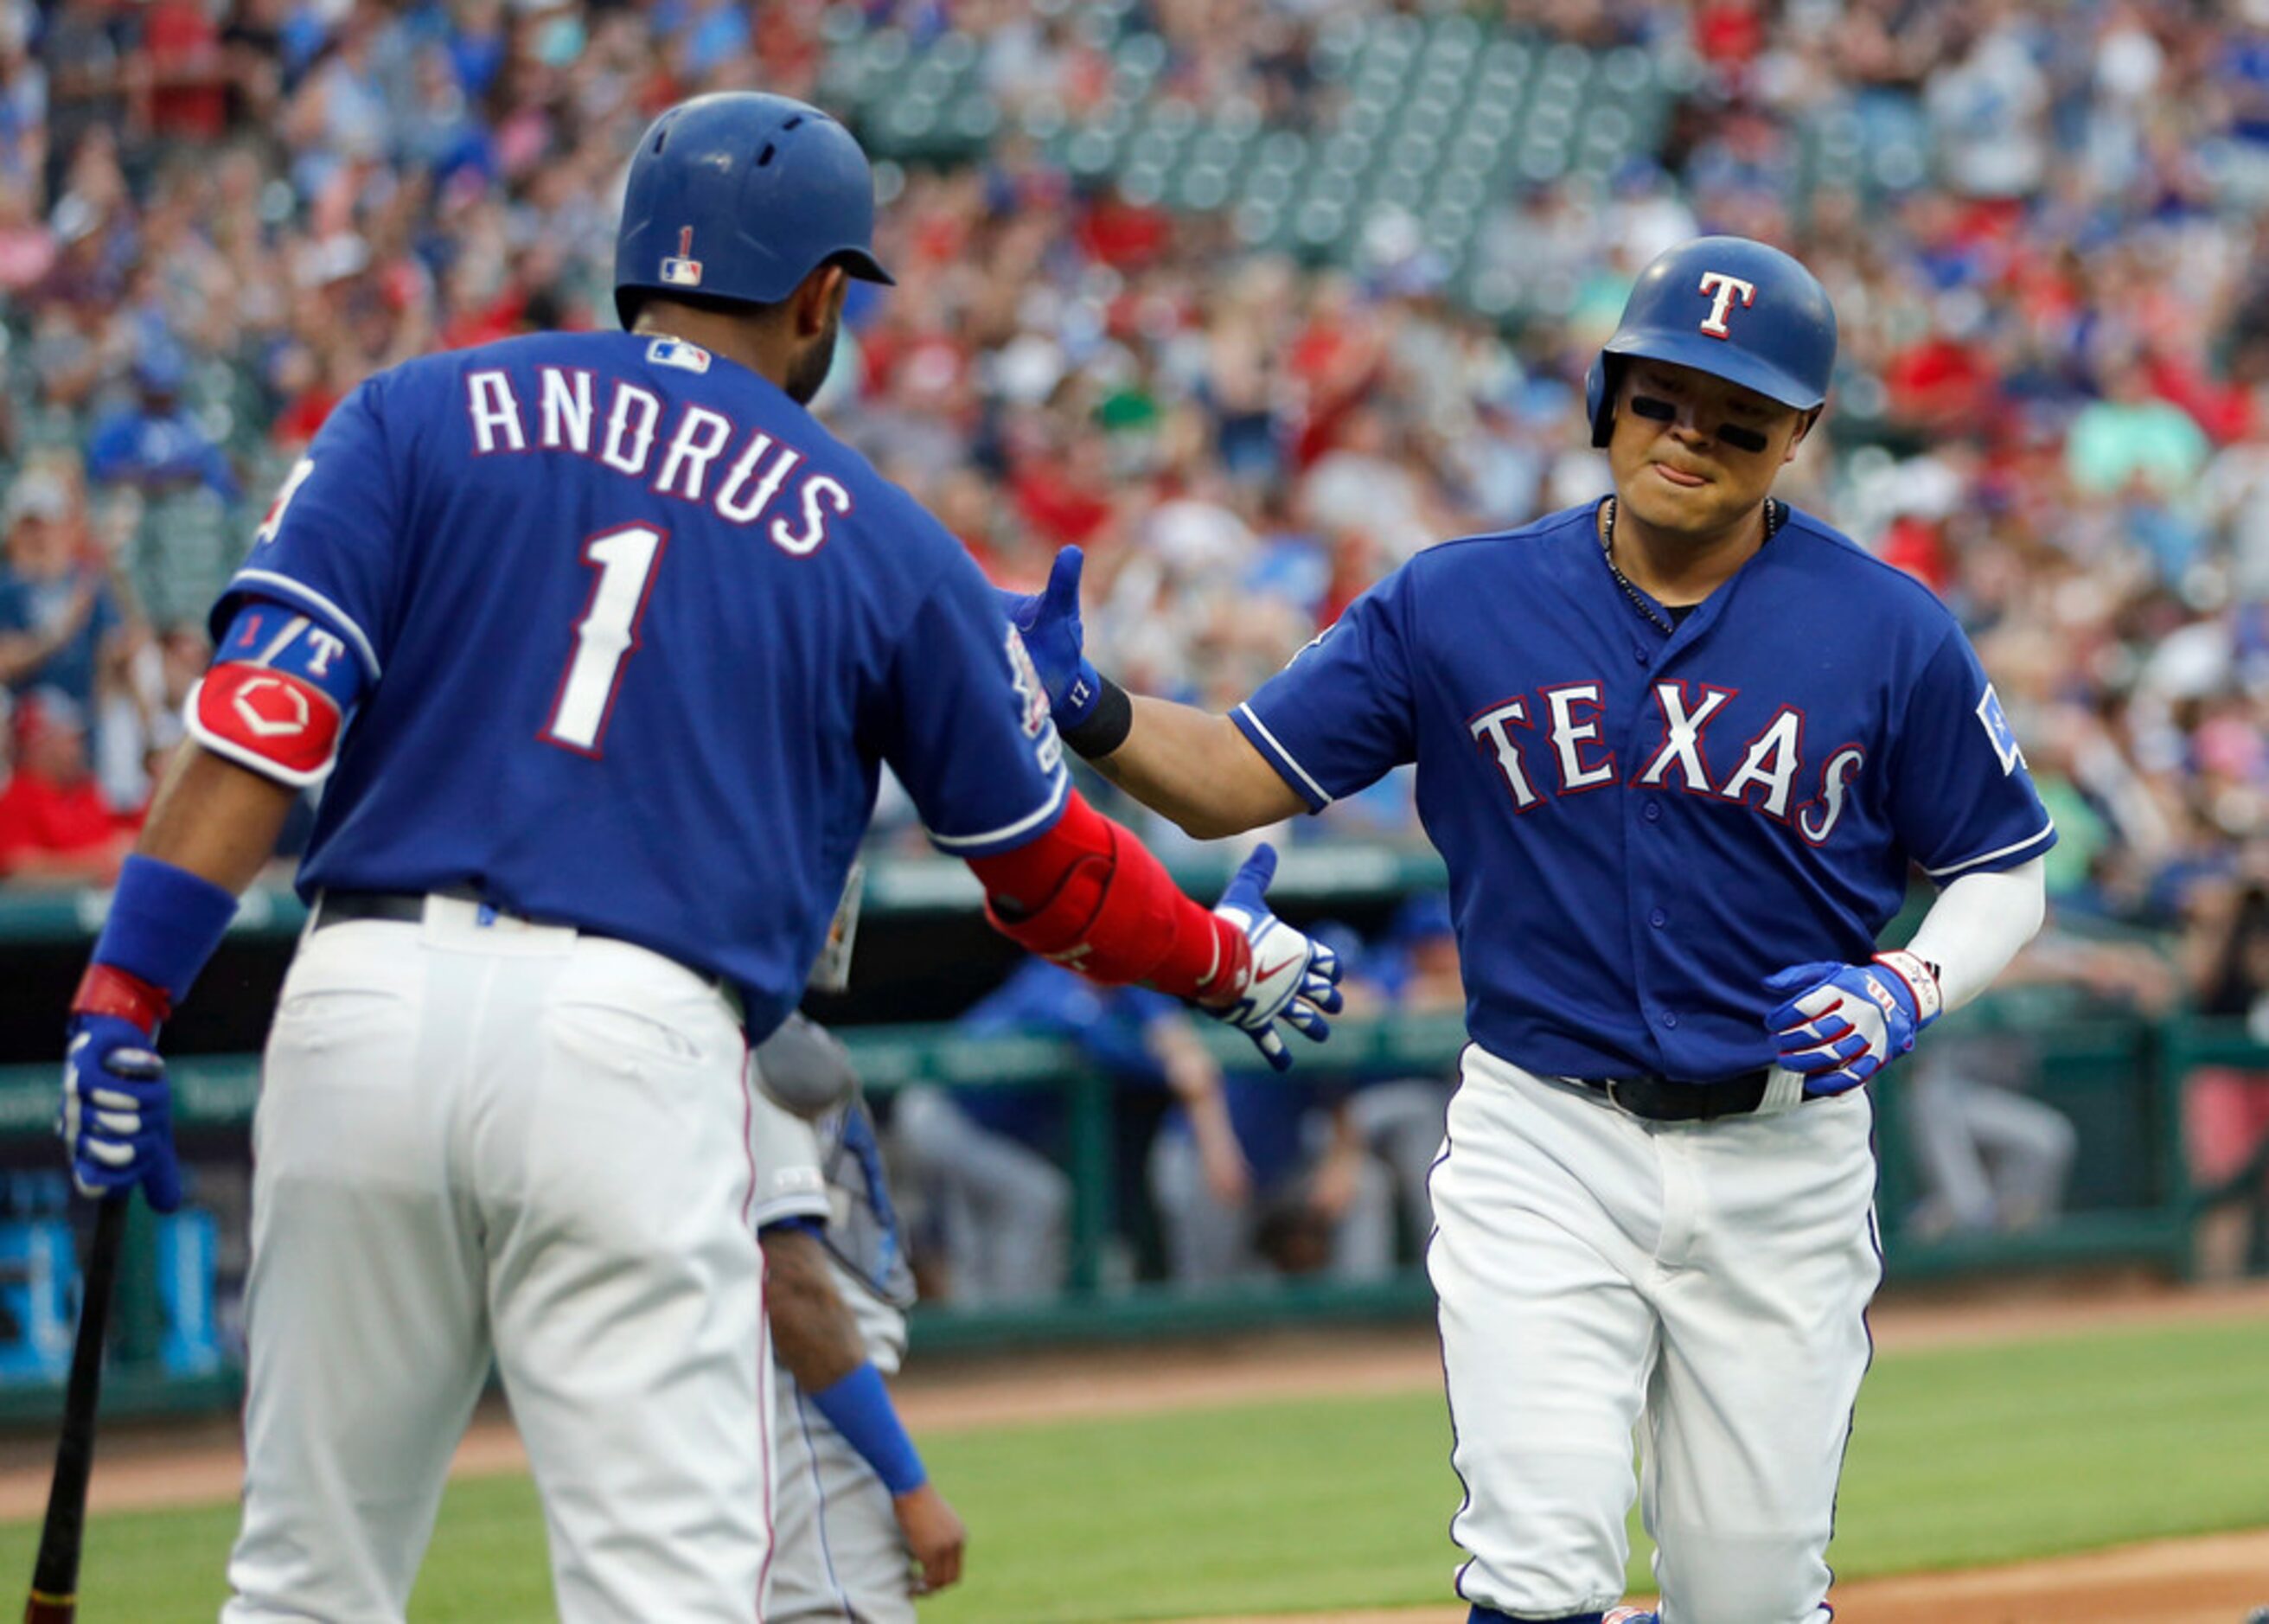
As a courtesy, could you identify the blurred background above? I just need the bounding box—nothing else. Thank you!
[0,0,2266,1410]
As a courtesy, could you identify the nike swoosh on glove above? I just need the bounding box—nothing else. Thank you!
[1205,844,1344,1071]
[61,1012,182,1211]
[1762,949,1942,1097]
[994,546,1103,728]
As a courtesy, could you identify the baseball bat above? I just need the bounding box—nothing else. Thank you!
[23,1197,128,1624]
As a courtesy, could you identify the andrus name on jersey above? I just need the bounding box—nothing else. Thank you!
[1467,679,1864,844]
[463,366,850,556]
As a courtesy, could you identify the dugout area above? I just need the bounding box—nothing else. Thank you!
[0,845,2241,1421]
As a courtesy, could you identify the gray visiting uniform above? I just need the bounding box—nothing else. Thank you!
[747,1082,922,1624]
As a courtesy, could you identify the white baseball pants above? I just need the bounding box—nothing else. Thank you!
[765,1371,917,1624]
[222,899,770,1624]
[1429,1047,1880,1624]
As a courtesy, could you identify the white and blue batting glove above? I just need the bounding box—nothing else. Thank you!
[1762,949,1943,1097]
[994,547,1104,729]
[1207,844,1344,1071]
[61,1020,181,1211]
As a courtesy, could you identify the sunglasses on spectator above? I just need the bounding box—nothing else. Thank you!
[1627,393,1773,455]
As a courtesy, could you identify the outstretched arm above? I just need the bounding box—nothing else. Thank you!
[1087,697,1307,841]
[1001,547,1305,839]
[966,797,1342,1071]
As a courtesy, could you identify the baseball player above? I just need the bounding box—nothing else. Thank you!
[53,93,1339,1624]
[747,1013,962,1623]
[1003,237,2055,1624]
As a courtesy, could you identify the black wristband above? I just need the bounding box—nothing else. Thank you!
[1060,675,1134,759]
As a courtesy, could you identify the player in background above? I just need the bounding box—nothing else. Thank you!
[748,1013,963,1623]
[1003,238,2054,1624]
[54,93,1338,1624]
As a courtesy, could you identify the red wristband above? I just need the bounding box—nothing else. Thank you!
[71,962,171,1031]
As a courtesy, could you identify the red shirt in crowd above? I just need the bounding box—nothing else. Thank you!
[1011,463,1113,548]
[141,0,229,141]
[0,770,130,880]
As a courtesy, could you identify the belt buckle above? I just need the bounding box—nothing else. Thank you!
[1601,1077,1665,1121]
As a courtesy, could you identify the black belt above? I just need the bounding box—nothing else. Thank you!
[309,888,530,931]
[307,889,744,1020]
[1578,1068,1774,1122]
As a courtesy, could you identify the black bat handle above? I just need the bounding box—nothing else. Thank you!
[25,1198,129,1623]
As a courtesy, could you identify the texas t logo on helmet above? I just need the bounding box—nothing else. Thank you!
[660,226,704,288]
[1582,236,1838,447]
[1696,271,1756,338]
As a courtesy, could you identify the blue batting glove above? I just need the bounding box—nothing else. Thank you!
[61,1013,181,1212]
[995,547,1104,728]
[1206,844,1345,1071]
[1762,949,1942,1097]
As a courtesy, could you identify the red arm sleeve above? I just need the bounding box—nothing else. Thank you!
[966,791,1252,1005]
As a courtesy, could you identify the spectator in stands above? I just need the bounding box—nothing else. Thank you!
[2066,352,2214,501]
[0,687,133,885]
[38,0,124,201]
[83,342,239,502]
[0,465,122,711]
[2180,840,2269,1279]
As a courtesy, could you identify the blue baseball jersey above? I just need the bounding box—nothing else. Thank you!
[214,330,1068,1038]
[1232,500,2055,1082]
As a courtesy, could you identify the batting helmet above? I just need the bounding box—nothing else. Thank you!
[1584,236,1836,448]
[614,93,895,327]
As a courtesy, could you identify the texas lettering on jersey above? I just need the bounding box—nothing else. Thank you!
[1232,499,2055,1079]
[1467,681,1865,845]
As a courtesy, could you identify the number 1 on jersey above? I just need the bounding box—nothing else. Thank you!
[542,523,668,755]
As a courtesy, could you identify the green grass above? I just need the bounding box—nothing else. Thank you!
[8,1318,2266,1622]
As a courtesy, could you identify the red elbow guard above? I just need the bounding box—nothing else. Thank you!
[968,794,1250,1002]
[189,665,345,786]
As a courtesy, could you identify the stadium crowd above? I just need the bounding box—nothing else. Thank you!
[0,0,2266,951]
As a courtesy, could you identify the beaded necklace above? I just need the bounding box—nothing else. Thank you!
[1598,496,1785,636]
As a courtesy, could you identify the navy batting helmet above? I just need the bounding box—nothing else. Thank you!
[1584,236,1836,448]
[614,93,895,327]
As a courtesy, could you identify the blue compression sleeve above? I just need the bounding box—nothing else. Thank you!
[91,854,240,1004]
[810,1362,927,1495]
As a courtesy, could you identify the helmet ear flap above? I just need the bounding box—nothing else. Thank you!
[1585,356,1616,449]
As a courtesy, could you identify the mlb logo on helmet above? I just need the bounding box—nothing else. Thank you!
[660,225,704,288]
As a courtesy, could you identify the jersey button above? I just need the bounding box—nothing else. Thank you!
[1659,1009,1680,1029]
[1649,908,1667,928]
[1633,644,1650,664]
[1642,800,1662,822]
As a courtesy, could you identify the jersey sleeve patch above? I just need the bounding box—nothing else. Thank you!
[187,601,372,786]
[1975,683,2024,775]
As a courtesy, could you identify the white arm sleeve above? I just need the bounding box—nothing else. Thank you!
[1905,855,2048,1014]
